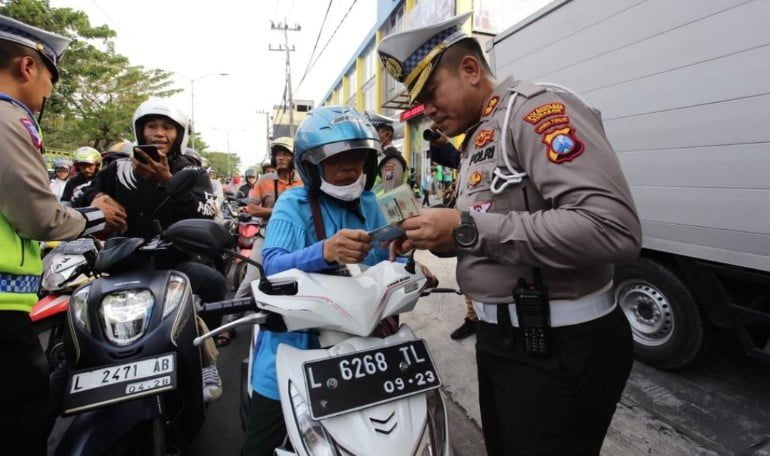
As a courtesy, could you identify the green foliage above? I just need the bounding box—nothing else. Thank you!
[0,0,187,151]
[200,151,240,176]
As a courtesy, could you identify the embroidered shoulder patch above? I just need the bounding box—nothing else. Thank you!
[534,115,570,134]
[19,118,42,149]
[474,129,495,148]
[542,126,583,163]
[524,103,565,124]
[482,96,500,116]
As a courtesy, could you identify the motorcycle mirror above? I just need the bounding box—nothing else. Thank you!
[164,168,207,197]
[162,219,235,256]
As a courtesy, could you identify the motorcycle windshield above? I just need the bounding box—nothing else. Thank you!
[252,261,426,336]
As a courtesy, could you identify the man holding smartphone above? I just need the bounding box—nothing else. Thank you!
[84,98,226,400]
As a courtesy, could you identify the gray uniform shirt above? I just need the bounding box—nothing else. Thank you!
[0,100,86,240]
[455,77,642,302]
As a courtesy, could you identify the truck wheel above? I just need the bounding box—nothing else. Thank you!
[614,258,705,369]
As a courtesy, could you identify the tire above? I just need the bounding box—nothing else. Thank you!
[614,258,706,369]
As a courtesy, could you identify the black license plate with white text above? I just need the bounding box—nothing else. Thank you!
[303,339,441,420]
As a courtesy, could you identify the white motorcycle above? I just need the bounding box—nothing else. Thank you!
[197,259,457,456]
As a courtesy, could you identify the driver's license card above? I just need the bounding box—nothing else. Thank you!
[368,223,404,245]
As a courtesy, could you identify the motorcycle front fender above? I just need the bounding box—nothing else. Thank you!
[53,394,162,456]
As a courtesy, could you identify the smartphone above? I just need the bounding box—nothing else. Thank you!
[134,145,161,163]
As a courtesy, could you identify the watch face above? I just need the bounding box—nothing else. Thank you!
[455,224,476,246]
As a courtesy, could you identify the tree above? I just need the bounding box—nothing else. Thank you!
[1,0,184,152]
[200,151,240,176]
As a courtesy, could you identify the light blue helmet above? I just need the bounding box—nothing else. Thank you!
[294,106,380,193]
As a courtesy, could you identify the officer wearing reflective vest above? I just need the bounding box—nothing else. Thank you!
[381,13,642,455]
[0,14,126,453]
[365,110,408,195]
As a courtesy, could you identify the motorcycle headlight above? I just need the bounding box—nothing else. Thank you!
[99,289,154,346]
[288,381,337,456]
[163,274,187,319]
[70,285,91,330]
[413,389,447,456]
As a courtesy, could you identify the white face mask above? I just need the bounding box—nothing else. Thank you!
[320,173,366,201]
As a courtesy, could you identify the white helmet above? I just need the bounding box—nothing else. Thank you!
[132,98,190,154]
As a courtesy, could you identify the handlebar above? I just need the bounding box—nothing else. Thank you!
[421,287,462,297]
[198,297,254,316]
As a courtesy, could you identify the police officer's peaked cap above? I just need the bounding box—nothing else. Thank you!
[377,12,472,104]
[0,14,71,82]
[364,111,397,130]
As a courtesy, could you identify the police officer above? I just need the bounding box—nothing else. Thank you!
[365,110,408,194]
[380,13,642,455]
[0,14,126,453]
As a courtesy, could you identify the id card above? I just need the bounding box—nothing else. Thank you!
[368,224,404,245]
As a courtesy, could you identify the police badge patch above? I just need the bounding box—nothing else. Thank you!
[471,201,493,213]
[19,118,42,149]
[482,96,499,117]
[542,127,583,163]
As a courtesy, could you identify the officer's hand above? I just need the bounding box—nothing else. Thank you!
[91,193,127,235]
[323,229,372,264]
[133,148,172,183]
[401,208,460,251]
[428,122,449,146]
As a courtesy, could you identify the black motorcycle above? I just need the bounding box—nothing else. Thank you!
[53,171,243,455]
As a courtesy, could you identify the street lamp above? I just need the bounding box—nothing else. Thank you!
[176,72,229,149]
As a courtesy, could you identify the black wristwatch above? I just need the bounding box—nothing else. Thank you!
[452,211,478,248]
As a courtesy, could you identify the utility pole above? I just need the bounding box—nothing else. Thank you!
[269,19,301,136]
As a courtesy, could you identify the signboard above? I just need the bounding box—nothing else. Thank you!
[400,104,425,122]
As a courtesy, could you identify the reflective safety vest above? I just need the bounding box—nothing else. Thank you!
[0,212,42,312]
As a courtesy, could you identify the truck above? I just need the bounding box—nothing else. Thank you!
[485,0,770,369]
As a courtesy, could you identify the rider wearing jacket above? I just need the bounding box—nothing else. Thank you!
[84,99,225,399]
[49,158,71,201]
[241,107,396,455]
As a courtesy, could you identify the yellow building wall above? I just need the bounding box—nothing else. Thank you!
[355,57,365,112]
[342,75,350,103]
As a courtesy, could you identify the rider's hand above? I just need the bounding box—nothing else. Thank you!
[133,147,172,183]
[323,229,373,264]
[419,263,438,288]
[388,236,414,260]
[91,193,127,235]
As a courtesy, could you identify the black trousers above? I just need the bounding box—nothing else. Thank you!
[476,306,633,456]
[174,261,226,330]
[241,392,286,456]
[0,311,49,455]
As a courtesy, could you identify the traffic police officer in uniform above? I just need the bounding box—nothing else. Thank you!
[0,14,126,452]
[380,12,642,455]
[365,110,408,194]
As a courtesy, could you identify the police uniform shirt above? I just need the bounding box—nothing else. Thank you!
[0,100,93,240]
[454,76,642,303]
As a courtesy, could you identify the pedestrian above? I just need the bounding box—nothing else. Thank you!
[49,158,71,200]
[381,12,642,455]
[421,171,432,207]
[0,14,126,453]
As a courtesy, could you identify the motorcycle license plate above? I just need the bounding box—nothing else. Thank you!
[303,340,441,420]
[62,353,177,415]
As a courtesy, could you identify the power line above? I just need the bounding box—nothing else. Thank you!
[296,0,334,91]
[296,0,359,92]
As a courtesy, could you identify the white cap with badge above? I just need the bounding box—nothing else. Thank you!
[377,12,472,104]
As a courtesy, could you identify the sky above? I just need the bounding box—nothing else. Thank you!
[50,0,376,171]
